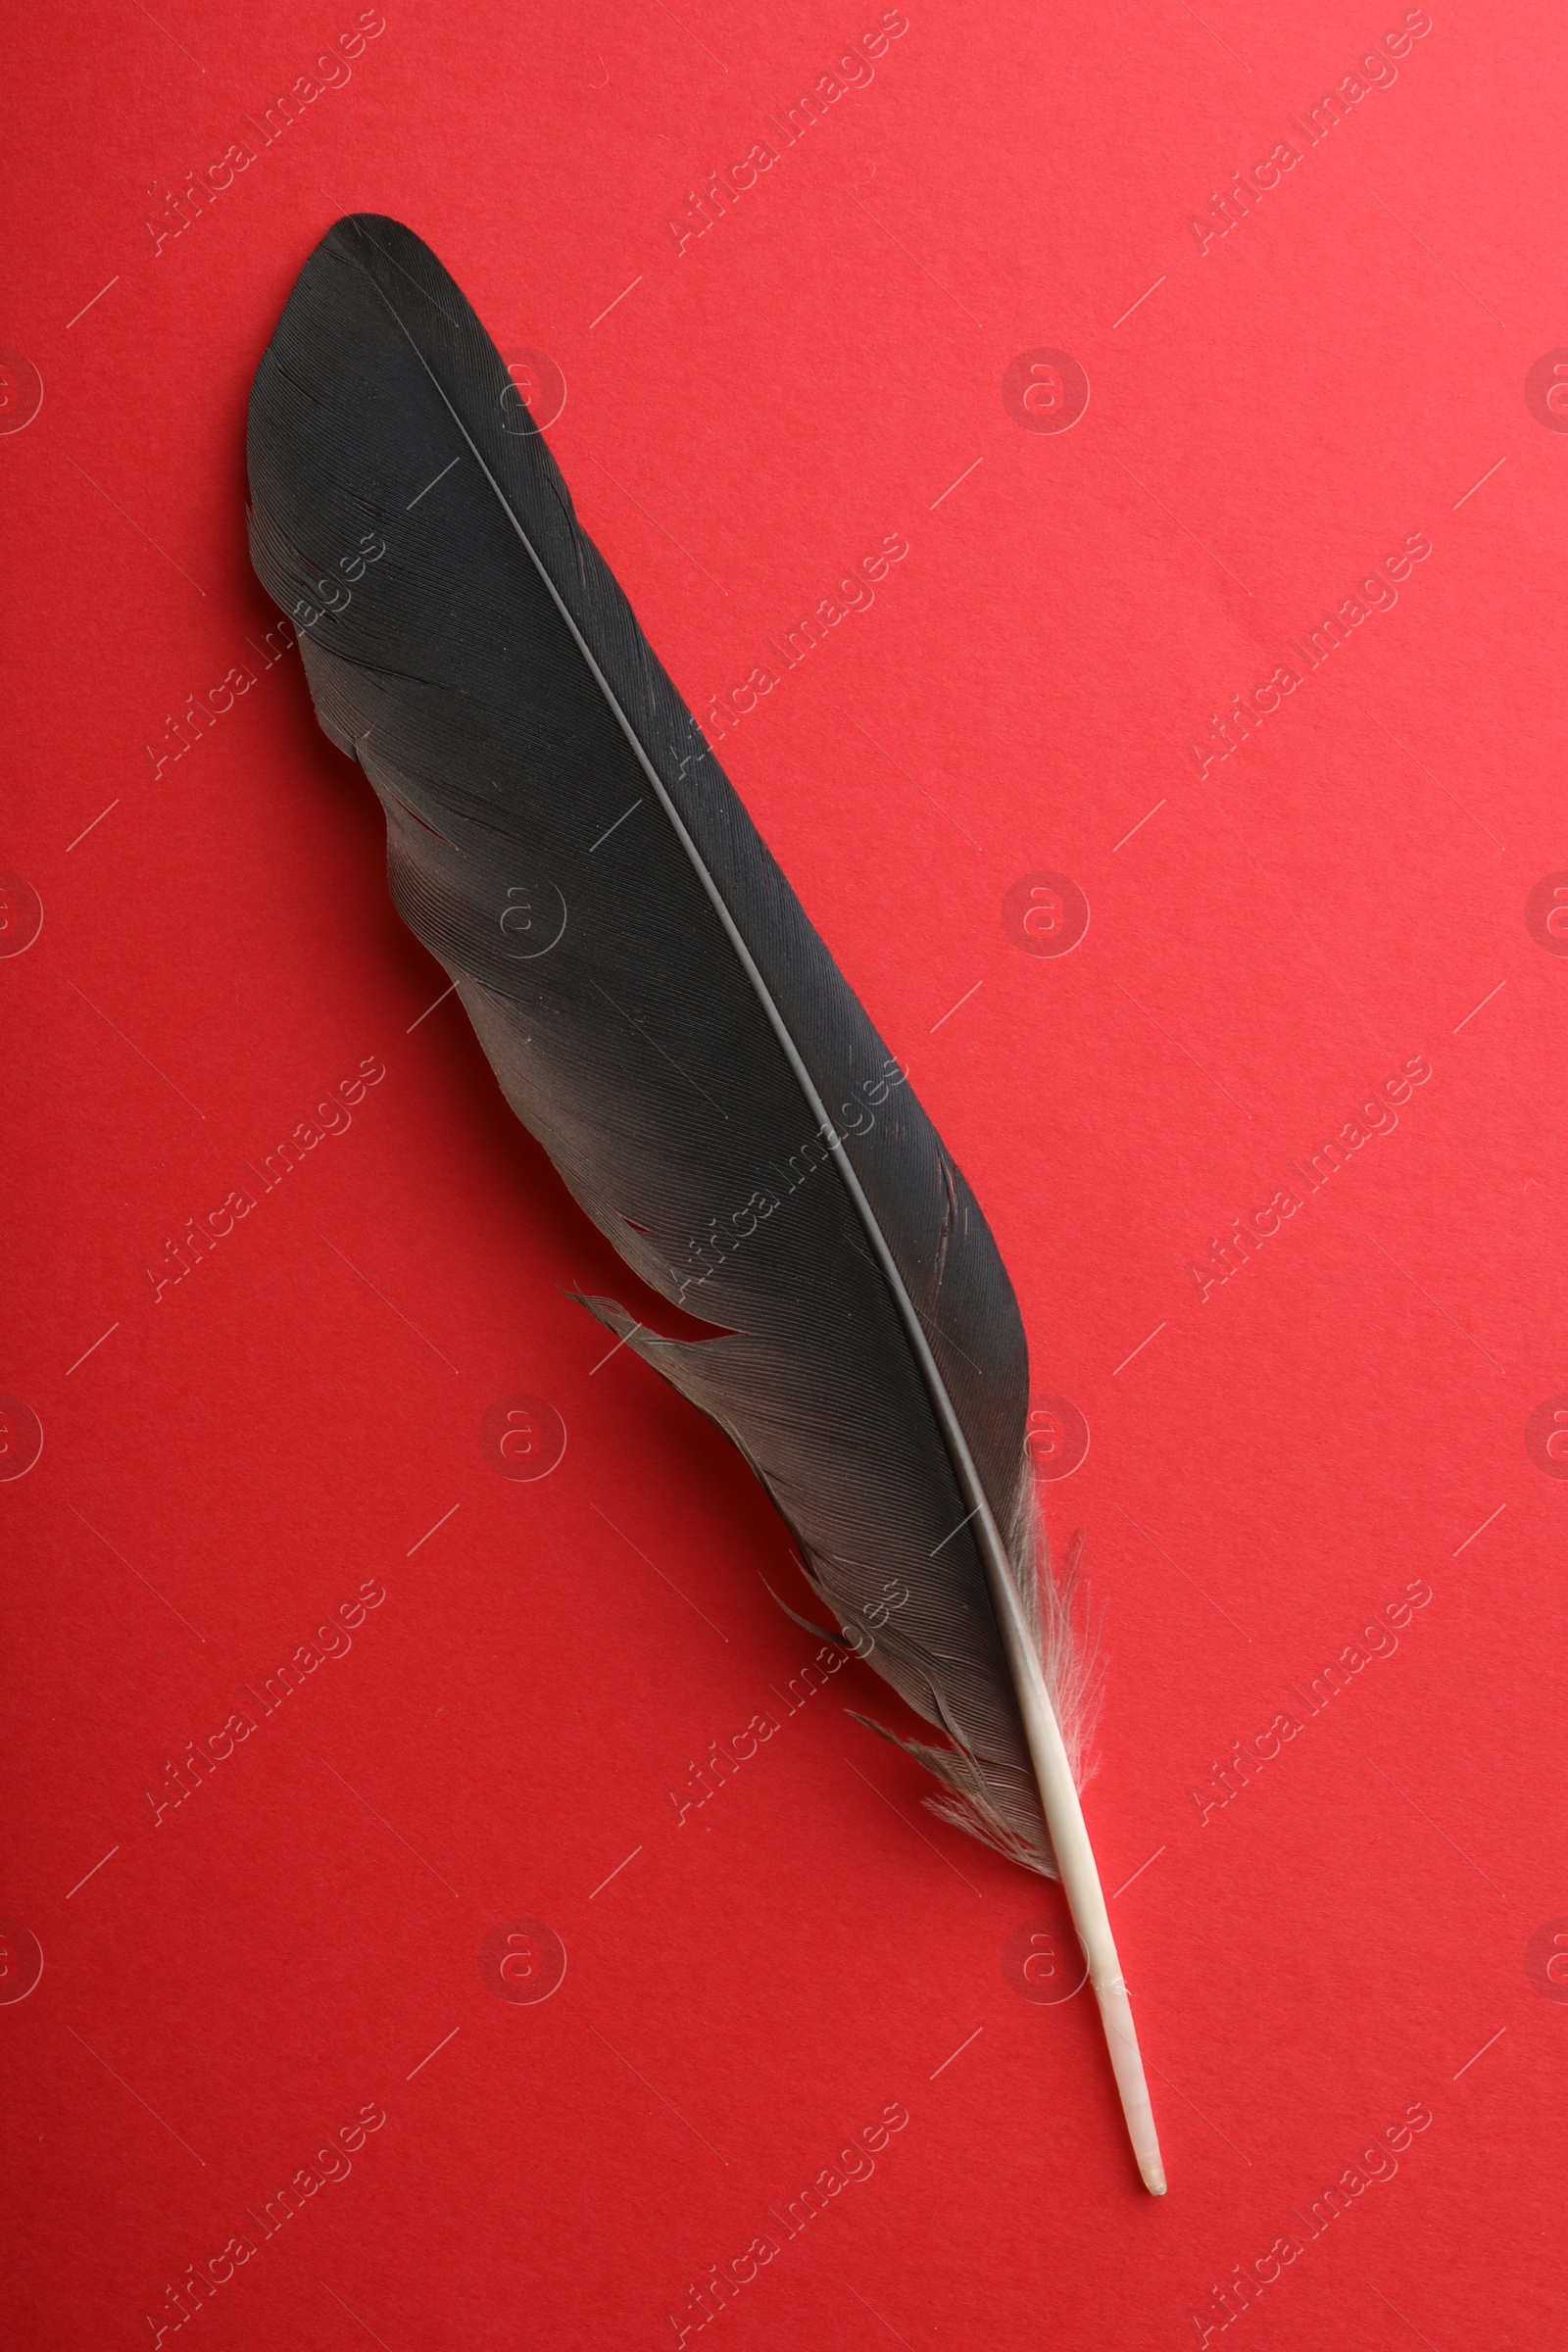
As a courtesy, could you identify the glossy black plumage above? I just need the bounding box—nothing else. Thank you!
[247,214,1088,1875]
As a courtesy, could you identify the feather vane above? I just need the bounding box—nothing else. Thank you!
[246,216,1162,2189]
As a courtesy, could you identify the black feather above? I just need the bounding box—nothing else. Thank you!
[246,215,1092,1876]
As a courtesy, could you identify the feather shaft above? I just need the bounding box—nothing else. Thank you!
[997,1601,1166,2195]
[390,330,1163,2181]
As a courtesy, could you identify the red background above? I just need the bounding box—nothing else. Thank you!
[4,2,1565,2345]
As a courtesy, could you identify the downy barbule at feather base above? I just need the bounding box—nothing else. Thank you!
[245,213,1165,2192]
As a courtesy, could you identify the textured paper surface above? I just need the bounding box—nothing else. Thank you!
[4,3,1564,2345]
